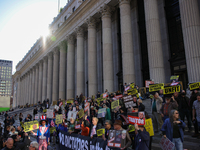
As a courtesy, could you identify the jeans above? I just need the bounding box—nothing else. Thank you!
[172,138,183,150]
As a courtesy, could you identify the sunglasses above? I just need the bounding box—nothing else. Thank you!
[105,124,109,125]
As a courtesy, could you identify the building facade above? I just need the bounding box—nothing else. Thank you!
[0,59,12,96]
[13,0,200,107]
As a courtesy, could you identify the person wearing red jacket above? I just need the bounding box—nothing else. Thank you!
[80,120,90,136]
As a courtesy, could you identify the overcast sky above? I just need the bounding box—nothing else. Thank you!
[0,0,68,73]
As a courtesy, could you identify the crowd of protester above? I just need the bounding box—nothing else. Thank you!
[0,82,200,150]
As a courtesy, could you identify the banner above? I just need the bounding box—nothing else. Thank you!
[127,112,145,125]
[111,100,119,110]
[189,82,200,91]
[97,108,107,118]
[123,95,136,108]
[56,114,63,124]
[107,130,126,148]
[144,118,154,136]
[78,109,84,119]
[47,109,54,118]
[97,128,105,137]
[145,80,154,88]
[149,83,164,92]
[67,111,77,121]
[159,137,175,150]
[50,127,56,134]
[163,86,180,95]
[24,120,39,132]
[59,130,109,150]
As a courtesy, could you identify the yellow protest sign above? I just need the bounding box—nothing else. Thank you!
[149,83,164,92]
[43,109,47,113]
[97,97,106,105]
[144,118,154,136]
[97,128,105,137]
[189,82,200,91]
[128,88,138,95]
[163,86,180,95]
[128,125,135,133]
[24,120,39,132]
[111,100,119,110]
[170,75,179,80]
[50,127,56,134]
[55,114,63,124]
[67,99,74,104]
[78,109,84,118]
[130,83,135,89]
[62,100,65,107]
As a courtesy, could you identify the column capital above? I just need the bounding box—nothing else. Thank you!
[86,17,96,29]
[76,26,84,37]
[67,34,75,45]
[59,40,67,52]
[100,4,114,18]
[118,0,131,5]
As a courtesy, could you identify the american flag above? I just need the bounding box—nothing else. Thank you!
[59,102,63,107]
[51,120,55,127]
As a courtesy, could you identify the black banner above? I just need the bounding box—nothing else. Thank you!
[59,130,120,150]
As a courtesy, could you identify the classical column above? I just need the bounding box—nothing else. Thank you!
[29,70,32,104]
[42,57,48,101]
[59,41,67,99]
[179,0,200,82]
[35,64,39,103]
[21,77,24,106]
[76,27,85,95]
[52,48,59,101]
[17,77,21,106]
[31,67,35,105]
[67,35,75,99]
[47,52,53,104]
[38,60,43,102]
[87,17,97,96]
[144,0,165,83]
[26,73,29,104]
[119,0,135,83]
[100,4,114,92]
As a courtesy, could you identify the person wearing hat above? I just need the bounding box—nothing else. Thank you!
[160,96,178,122]
[113,120,131,150]
[31,116,50,150]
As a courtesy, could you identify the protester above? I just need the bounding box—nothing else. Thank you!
[29,141,39,150]
[178,90,192,131]
[161,110,185,150]
[2,138,14,150]
[192,94,200,138]
[160,96,178,121]
[68,118,75,134]
[11,132,30,150]
[137,99,145,111]
[102,120,113,140]
[151,92,163,134]
[134,123,150,150]
[103,104,111,120]
[89,117,99,138]
[31,116,50,150]
[113,120,131,150]
[80,120,90,136]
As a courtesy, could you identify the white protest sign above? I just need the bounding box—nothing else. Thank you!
[35,114,39,120]
[55,105,59,111]
[67,111,77,121]
[47,109,54,118]
[159,137,175,150]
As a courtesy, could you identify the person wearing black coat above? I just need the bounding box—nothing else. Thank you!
[134,124,150,150]
[138,99,145,111]
[11,133,30,150]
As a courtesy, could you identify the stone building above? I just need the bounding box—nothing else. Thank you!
[13,0,200,107]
